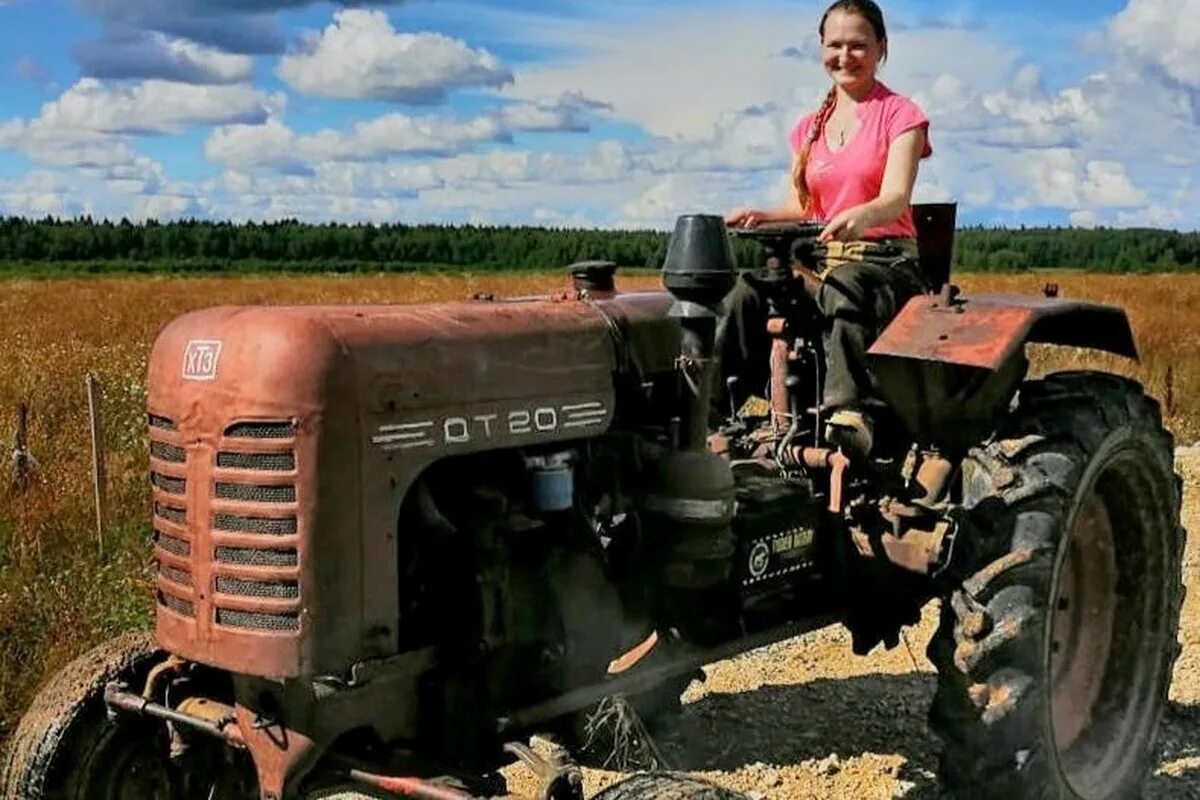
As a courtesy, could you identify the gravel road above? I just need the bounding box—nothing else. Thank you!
[506,451,1200,799]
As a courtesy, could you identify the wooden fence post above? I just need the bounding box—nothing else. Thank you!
[1165,364,1175,418]
[12,402,33,492]
[86,373,106,557]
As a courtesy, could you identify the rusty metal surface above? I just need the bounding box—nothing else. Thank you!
[150,306,341,680]
[148,289,677,680]
[1051,492,1118,752]
[175,697,241,736]
[606,630,659,675]
[104,683,246,747]
[878,522,951,576]
[233,703,316,800]
[913,453,954,505]
[768,320,790,433]
[869,292,1138,370]
[346,769,475,800]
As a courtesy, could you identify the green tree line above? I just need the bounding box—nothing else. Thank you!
[0,216,1198,273]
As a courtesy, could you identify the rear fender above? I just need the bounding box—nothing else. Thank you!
[867,292,1138,454]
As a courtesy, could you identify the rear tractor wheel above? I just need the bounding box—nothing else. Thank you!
[928,372,1184,799]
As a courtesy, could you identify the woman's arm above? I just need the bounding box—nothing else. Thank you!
[819,126,927,242]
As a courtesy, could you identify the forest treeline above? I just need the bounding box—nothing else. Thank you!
[1,216,1198,273]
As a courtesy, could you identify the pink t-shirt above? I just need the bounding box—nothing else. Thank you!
[788,82,931,240]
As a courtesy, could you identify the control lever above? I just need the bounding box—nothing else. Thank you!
[726,375,739,419]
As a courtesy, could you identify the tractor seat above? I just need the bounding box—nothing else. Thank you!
[911,202,957,291]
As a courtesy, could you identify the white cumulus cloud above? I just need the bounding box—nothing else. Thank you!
[37,78,284,135]
[1109,0,1200,87]
[205,114,507,170]
[204,94,611,173]
[0,77,284,191]
[494,92,611,133]
[277,9,512,103]
[1011,150,1144,209]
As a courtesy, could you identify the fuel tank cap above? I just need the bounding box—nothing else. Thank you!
[568,260,618,293]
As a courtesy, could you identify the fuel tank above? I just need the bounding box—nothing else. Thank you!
[146,289,677,679]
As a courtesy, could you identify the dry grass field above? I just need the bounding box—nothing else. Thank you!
[1,270,1198,793]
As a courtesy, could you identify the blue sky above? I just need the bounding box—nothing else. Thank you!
[0,0,1196,229]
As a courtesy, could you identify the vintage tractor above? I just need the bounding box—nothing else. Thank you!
[1,205,1184,800]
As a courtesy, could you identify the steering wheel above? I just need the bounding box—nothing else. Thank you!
[726,220,826,239]
[726,221,828,303]
[727,221,825,268]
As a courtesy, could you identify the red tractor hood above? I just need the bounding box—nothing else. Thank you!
[146,290,677,678]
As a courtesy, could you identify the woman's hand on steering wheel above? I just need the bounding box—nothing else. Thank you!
[820,209,868,242]
[726,207,771,229]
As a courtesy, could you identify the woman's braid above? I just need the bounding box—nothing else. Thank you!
[792,86,838,213]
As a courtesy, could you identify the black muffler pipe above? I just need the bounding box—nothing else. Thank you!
[661,214,737,450]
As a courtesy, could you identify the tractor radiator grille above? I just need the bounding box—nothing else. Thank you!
[149,414,194,619]
[215,546,297,567]
[213,514,297,535]
[224,421,294,439]
[159,592,194,618]
[216,576,299,600]
[158,563,193,588]
[153,530,191,557]
[212,419,302,635]
[154,502,186,525]
[215,482,296,503]
[215,609,300,632]
[151,472,186,495]
[216,451,295,471]
[150,441,186,463]
[148,414,177,431]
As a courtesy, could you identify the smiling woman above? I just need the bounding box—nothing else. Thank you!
[723,0,933,460]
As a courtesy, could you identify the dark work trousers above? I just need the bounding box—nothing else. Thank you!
[716,238,927,417]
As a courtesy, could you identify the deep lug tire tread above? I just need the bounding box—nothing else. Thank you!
[927,372,1186,799]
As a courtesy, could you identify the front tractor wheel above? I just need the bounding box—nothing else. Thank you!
[1,631,248,800]
[928,373,1185,799]
[1,632,176,799]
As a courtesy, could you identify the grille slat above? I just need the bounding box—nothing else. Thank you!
[158,563,193,587]
[151,472,186,495]
[215,547,298,567]
[213,514,297,536]
[224,422,294,439]
[154,503,186,525]
[148,417,192,609]
[158,592,194,618]
[216,609,299,632]
[153,530,191,557]
[217,452,296,471]
[215,483,296,503]
[148,414,178,431]
[150,441,186,463]
[215,576,299,600]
